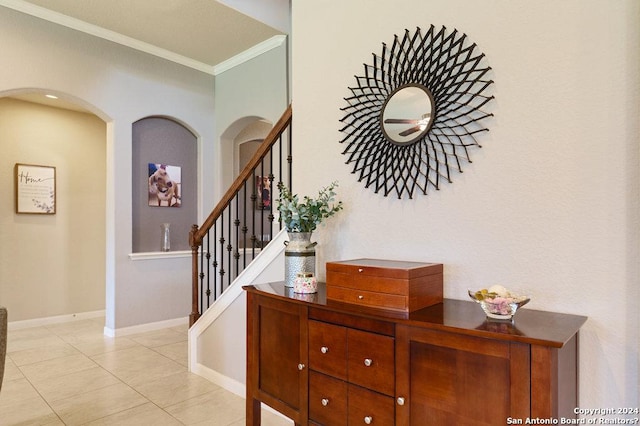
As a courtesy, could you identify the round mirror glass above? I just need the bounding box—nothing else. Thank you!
[381,84,435,145]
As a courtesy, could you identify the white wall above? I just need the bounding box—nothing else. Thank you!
[214,38,289,202]
[292,0,638,409]
[195,248,286,390]
[0,7,216,330]
[0,98,106,321]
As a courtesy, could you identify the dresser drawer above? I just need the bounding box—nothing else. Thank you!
[328,286,408,311]
[347,328,395,396]
[309,320,347,380]
[309,371,347,426]
[348,384,395,426]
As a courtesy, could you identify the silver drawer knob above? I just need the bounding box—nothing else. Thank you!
[321,398,329,406]
[321,346,329,354]
[358,295,364,300]
[364,416,373,424]
[397,397,405,406]
[297,363,305,371]
[364,358,373,367]
[358,268,364,273]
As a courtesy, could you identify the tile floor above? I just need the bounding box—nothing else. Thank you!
[0,317,292,425]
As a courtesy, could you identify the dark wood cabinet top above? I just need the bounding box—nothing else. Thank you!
[243,282,587,348]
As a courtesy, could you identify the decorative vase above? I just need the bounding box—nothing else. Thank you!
[284,232,317,287]
[161,223,171,252]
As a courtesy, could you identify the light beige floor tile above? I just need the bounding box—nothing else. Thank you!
[153,340,188,366]
[133,370,221,408]
[3,321,272,425]
[7,326,65,353]
[45,318,105,337]
[165,388,245,425]
[0,377,61,426]
[40,420,66,426]
[31,365,122,402]
[19,353,98,382]
[84,402,184,426]
[50,321,110,346]
[0,401,62,426]
[262,409,295,426]
[227,409,294,426]
[3,356,24,382]
[92,345,186,387]
[0,376,41,406]
[70,335,140,357]
[9,341,80,366]
[48,382,148,425]
[170,323,189,334]
[128,328,187,348]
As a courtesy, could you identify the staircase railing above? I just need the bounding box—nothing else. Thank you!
[189,105,292,326]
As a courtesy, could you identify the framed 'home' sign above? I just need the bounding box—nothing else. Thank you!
[14,163,56,214]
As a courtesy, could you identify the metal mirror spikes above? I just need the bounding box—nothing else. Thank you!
[339,26,495,198]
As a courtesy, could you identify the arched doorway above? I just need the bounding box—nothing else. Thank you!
[0,89,108,323]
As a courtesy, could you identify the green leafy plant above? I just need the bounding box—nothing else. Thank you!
[277,181,343,233]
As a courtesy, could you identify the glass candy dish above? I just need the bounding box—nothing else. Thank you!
[468,289,530,320]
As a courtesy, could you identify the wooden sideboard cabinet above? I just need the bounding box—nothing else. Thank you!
[245,283,587,426]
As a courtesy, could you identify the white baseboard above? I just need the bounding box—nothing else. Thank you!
[8,310,105,330]
[191,362,245,398]
[191,362,292,423]
[104,316,188,337]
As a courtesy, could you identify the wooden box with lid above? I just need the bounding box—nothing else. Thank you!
[325,258,443,313]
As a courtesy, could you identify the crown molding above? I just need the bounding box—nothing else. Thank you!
[213,34,287,75]
[0,0,286,76]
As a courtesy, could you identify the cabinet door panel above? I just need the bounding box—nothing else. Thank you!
[248,293,308,423]
[309,320,347,380]
[396,325,530,426]
[347,328,395,396]
[309,371,347,425]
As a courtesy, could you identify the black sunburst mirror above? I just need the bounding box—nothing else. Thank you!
[339,25,495,199]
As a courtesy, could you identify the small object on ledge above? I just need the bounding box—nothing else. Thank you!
[294,272,317,294]
[468,288,530,320]
[161,223,171,252]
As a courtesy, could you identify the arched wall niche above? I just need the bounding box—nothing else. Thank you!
[219,116,272,190]
[233,119,273,177]
[218,117,274,246]
[132,116,198,252]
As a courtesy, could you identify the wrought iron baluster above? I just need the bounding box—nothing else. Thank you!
[213,223,218,302]
[250,169,257,256]
[205,233,211,309]
[259,160,265,252]
[268,149,274,241]
[199,233,205,314]
[189,105,292,327]
[227,207,232,289]
[287,124,293,191]
[234,193,240,280]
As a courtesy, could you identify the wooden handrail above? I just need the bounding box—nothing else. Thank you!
[189,104,292,326]
[191,104,292,246]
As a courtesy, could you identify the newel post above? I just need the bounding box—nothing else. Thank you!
[189,224,201,327]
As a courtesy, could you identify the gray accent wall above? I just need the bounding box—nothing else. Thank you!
[132,117,197,252]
